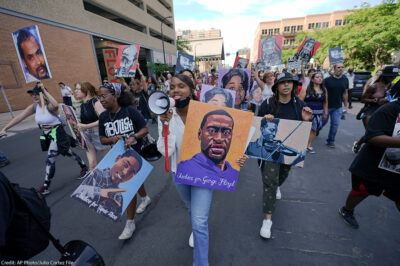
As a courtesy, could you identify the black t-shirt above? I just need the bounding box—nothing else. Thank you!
[98,106,146,151]
[349,101,400,187]
[258,98,306,120]
[324,75,349,109]
[80,98,99,124]
[132,91,151,120]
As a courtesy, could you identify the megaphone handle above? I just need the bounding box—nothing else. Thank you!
[163,124,169,172]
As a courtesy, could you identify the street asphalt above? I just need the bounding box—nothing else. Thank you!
[1,105,399,266]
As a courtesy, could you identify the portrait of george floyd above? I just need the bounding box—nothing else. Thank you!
[199,84,236,108]
[71,140,153,221]
[175,51,195,74]
[12,25,52,84]
[175,101,253,192]
[61,104,88,151]
[245,117,311,167]
[115,44,140,78]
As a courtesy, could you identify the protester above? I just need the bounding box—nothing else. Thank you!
[98,82,151,240]
[146,76,157,96]
[179,69,197,88]
[207,69,217,85]
[74,82,110,171]
[363,69,382,94]
[300,65,316,94]
[0,82,88,195]
[59,82,73,106]
[257,72,313,238]
[157,74,246,265]
[345,68,355,109]
[321,63,348,148]
[164,73,172,94]
[352,66,398,153]
[253,65,274,101]
[299,72,328,153]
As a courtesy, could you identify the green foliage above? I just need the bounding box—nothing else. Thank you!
[290,1,400,70]
[176,39,192,53]
[281,48,296,64]
[147,62,169,76]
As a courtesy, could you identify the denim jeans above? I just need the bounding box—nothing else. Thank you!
[0,151,8,163]
[172,172,213,266]
[321,107,342,144]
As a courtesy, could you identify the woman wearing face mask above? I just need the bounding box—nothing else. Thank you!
[157,74,246,266]
[299,72,328,153]
[257,72,312,239]
[98,83,151,240]
[74,82,110,170]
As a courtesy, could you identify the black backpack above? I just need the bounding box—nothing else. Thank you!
[1,172,51,260]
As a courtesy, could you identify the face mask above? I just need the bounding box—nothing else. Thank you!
[175,97,191,108]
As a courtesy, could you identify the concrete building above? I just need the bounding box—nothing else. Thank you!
[176,29,224,73]
[253,10,352,62]
[0,0,176,112]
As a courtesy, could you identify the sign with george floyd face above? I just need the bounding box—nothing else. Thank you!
[258,35,283,69]
[175,51,195,74]
[115,44,140,78]
[288,37,321,69]
[12,25,52,83]
[328,46,344,66]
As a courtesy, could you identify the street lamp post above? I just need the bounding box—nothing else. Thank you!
[160,15,172,65]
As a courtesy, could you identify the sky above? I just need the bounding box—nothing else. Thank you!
[174,0,382,65]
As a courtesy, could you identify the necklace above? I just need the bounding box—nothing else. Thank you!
[108,107,121,122]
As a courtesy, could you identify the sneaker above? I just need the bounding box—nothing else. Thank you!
[307,147,316,154]
[260,219,272,239]
[326,142,335,148]
[77,166,89,180]
[276,187,282,200]
[136,196,151,214]
[38,185,50,195]
[339,207,359,229]
[189,232,194,248]
[352,141,361,154]
[118,220,136,240]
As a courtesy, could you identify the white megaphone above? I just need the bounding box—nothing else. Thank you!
[148,91,176,172]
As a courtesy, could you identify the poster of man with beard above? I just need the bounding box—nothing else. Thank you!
[257,35,283,70]
[289,37,321,69]
[175,51,195,74]
[175,101,253,192]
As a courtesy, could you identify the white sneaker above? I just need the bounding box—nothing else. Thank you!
[188,232,194,248]
[276,187,282,200]
[118,220,135,240]
[260,219,272,239]
[136,196,151,214]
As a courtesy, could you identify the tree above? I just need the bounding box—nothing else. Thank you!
[176,39,192,53]
[147,62,169,76]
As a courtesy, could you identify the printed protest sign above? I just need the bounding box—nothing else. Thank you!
[12,25,52,83]
[218,68,251,108]
[257,35,283,69]
[115,45,140,78]
[379,114,400,174]
[71,140,153,221]
[61,104,88,151]
[328,46,344,65]
[245,117,311,167]
[249,84,263,106]
[175,101,253,191]
[175,51,195,74]
[200,84,236,108]
[102,49,119,83]
[233,56,249,69]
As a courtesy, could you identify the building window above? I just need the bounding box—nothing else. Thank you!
[157,0,172,11]
[308,23,315,29]
[284,26,290,32]
[128,0,144,10]
[323,22,329,28]
[343,20,350,25]
[284,39,289,45]
[146,6,173,28]
[149,28,174,44]
[274,28,280,34]
[268,29,273,35]
[290,26,296,32]
[290,39,295,45]
[316,22,321,28]
[297,25,303,31]
[335,19,342,26]
[262,29,266,34]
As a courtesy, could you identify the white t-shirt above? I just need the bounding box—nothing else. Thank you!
[345,73,355,89]
[61,86,72,97]
[262,84,273,100]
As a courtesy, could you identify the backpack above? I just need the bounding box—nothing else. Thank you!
[1,172,51,260]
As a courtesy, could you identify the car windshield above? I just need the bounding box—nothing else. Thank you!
[355,74,371,80]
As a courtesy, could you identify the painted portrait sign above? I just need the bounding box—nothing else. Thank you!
[175,51,195,74]
[258,35,283,69]
[233,56,249,69]
[289,37,321,69]
[61,104,88,151]
[249,84,264,106]
[328,46,344,66]
[245,117,311,167]
[12,25,52,83]
[102,48,119,83]
[379,114,400,174]
[200,84,236,108]
[115,44,140,78]
[218,68,251,108]
[71,140,153,221]
[175,101,253,191]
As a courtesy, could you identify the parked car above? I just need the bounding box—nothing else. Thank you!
[351,71,372,100]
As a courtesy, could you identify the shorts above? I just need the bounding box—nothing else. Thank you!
[351,174,400,203]
[83,128,109,151]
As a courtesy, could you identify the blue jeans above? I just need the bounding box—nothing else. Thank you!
[172,172,213,266]
[321,107,342,144]
[0,151,8,163]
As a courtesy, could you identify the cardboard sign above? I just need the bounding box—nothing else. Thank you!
[175,101,253,191]
[200,85,236,108]
[233,56,249,69]
[71,140,153,221]
[175,51,195,74]
[12,25,52,83]
[61,104,88,151]
[218,68,251,108]
[102,49,119,83]
[115,45,140,78]
[328,46,344,66]
[257,35,283,69]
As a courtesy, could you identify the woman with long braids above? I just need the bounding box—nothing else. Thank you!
[98,82,151,240]
[0,82,88,195]
[257,72,312,239]
[157,74,247,266]
[299,72,328,153]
